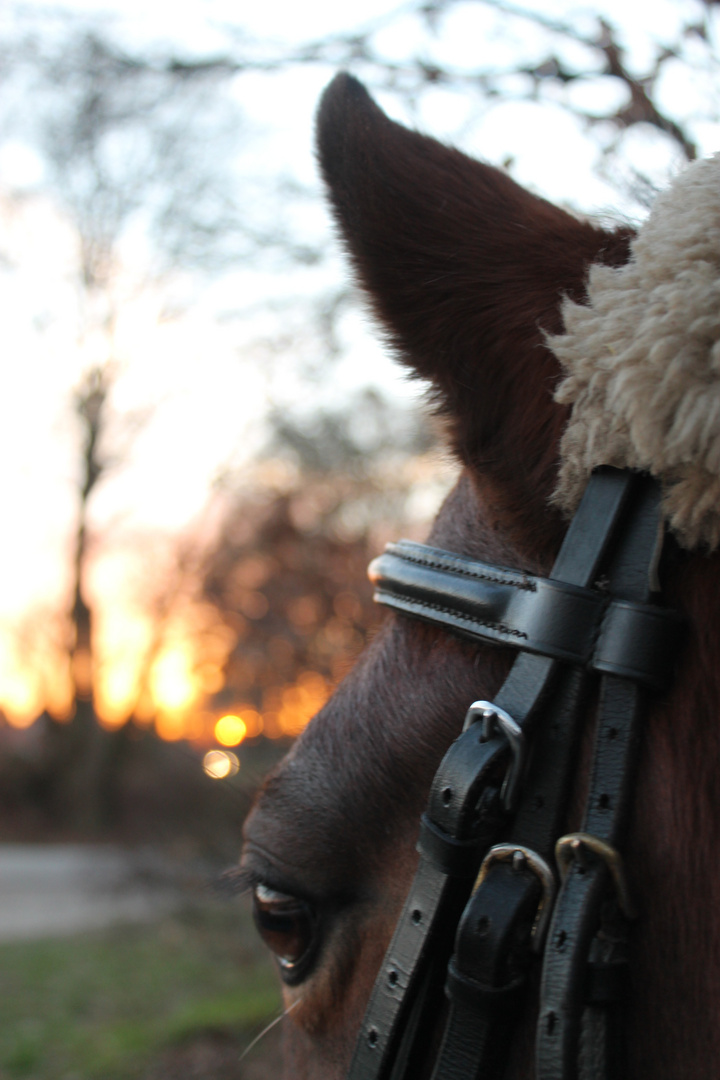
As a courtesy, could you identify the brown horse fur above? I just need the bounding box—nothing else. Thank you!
[241,74,720,1078]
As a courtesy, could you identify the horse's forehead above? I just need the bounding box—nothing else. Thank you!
[243,654,419,896]
[242,670,393,897]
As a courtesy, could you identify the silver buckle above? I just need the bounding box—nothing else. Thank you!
[463,700,525,812]
[473,843,557,952]
[555,832,636,919]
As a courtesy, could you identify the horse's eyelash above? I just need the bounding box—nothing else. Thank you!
[214,866,310,902]
[211,866,256,898]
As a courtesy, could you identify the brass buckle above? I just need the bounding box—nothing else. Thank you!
[463,700,525,812]
[473,843,557,952]
[555,833,636,919]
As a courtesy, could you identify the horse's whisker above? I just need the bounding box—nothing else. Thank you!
[239,996,302,1063]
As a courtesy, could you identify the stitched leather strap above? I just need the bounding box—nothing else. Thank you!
[369,539,680,692]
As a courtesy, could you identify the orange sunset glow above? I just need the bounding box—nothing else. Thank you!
[0,604,333,746]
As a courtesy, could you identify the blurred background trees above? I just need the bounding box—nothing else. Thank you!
[0,0,718,840]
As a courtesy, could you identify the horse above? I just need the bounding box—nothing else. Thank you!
[240,72,720,1080]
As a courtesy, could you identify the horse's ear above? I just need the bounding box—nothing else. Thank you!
[316,74,633,560]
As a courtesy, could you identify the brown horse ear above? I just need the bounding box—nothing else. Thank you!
[316,74,633,560]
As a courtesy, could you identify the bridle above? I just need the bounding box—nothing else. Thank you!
[347,467,684,1080]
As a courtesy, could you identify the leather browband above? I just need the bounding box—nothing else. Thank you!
[369,540,681,692]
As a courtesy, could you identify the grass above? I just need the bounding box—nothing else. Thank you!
[0,898,281,1079]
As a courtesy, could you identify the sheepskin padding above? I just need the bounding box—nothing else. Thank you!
[550,153,720,550]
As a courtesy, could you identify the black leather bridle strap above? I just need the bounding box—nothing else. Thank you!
[432,863,542,1080]
[346,734,508,1080]
[425,469,640,1080]
[426,661,594,1080]
[536,474,665,1080]
[348,469,641,1080]
[429,666,589,1080]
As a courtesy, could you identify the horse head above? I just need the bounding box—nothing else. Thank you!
[241,74,720,1079]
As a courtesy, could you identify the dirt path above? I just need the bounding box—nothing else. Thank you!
[0,843,180,940]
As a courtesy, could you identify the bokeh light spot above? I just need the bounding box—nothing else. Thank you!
[214,713,247,746]
[203,749,240,779]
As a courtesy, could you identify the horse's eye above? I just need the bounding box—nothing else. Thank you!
[252,884,318,981]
